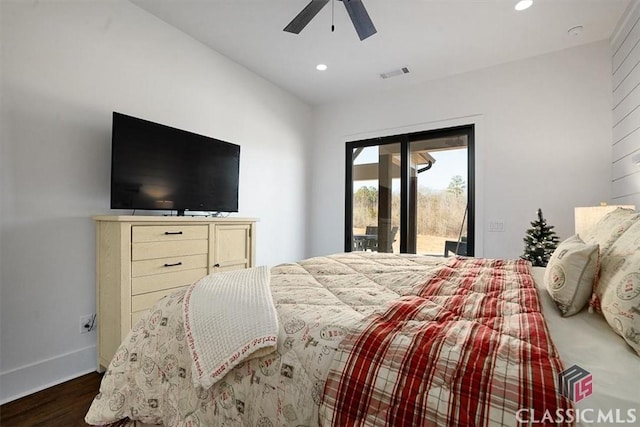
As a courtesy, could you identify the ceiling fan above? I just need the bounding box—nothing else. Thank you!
[284,0,377,41]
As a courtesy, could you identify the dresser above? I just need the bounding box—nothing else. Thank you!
[93,215,257,371]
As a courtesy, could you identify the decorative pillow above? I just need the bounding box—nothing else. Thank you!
[592,209,640,302]
[581,207,639,255]
[599,219,640,356]
[544,235,599,317]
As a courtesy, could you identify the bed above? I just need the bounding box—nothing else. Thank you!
[85,209,640,427]
[531,268,639,426]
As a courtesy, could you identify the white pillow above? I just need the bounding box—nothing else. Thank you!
[592,208,640,302]
[582,207,639,256]
[599,219,640,356]
[544,235,599,317]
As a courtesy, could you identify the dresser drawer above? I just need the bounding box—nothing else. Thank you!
[132,239,208,261]
[132,254,208,277]
[131,267,207,295]
[132,225,208,243]
[131,286,187,313]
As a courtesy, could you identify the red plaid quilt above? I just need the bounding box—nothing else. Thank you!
[320,257,573,426]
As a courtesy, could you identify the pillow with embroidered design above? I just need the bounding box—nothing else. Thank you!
[544,234,599,317]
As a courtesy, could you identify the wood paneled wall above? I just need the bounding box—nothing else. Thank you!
[612,1,640,207]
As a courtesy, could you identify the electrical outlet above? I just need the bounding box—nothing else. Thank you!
[488,221,505,232]
[80,314,96,334]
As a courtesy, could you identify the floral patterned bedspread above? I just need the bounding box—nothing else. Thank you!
[85,252,445,426]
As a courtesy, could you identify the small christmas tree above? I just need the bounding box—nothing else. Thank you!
[521,208,559,267]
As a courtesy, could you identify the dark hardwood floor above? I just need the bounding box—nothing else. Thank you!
[0,372,102,427]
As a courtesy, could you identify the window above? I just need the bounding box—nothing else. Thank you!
[345,125,474,256]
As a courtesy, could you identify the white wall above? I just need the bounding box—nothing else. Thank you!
[309,41,613,259]
[0,1,311,403]
[611,1,640,207]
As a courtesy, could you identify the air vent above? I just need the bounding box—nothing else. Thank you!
[380,67,410,79]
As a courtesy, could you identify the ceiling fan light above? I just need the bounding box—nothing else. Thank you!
[515,0,533,11]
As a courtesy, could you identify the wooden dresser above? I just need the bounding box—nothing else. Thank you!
[93,215,257,371]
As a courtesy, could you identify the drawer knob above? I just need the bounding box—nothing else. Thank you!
[163,262,183,267]
[164,231,183,235]
[213,263,221,268]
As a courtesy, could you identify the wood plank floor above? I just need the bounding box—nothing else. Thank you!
[0,372,102,427]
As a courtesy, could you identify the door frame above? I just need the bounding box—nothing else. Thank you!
[344,124,475,255]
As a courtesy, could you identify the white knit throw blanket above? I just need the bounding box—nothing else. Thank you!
[183,266,278,389]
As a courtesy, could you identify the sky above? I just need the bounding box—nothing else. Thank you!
[417,149,467,191]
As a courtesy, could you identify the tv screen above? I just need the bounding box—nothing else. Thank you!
[110,112,240,215]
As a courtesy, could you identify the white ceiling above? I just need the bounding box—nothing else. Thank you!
[132,0,631,105]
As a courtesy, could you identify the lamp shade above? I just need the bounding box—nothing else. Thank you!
[574,205,636,236]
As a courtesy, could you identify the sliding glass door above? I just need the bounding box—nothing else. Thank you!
[345,125,474,256]
[349,143,401,253]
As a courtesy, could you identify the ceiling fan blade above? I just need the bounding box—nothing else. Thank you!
[284,0,330,34]
[342,0,377,41]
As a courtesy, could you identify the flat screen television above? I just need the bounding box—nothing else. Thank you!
[110,112,240,215]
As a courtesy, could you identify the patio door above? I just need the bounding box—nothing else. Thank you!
[345,125,474,256]
[348,143,402,253]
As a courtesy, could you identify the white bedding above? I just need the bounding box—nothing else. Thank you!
[532,267,640,426]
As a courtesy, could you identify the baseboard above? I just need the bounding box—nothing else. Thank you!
[0,345,97,405]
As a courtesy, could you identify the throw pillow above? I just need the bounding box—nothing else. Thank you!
[581,207,639,255]
[544,235,599,317]
[599,219,640,356]
[582,207,639,310]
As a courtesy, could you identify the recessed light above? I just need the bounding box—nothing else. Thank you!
[568,25,584,37]
[316,64,328,71]
[515,0,533,11]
